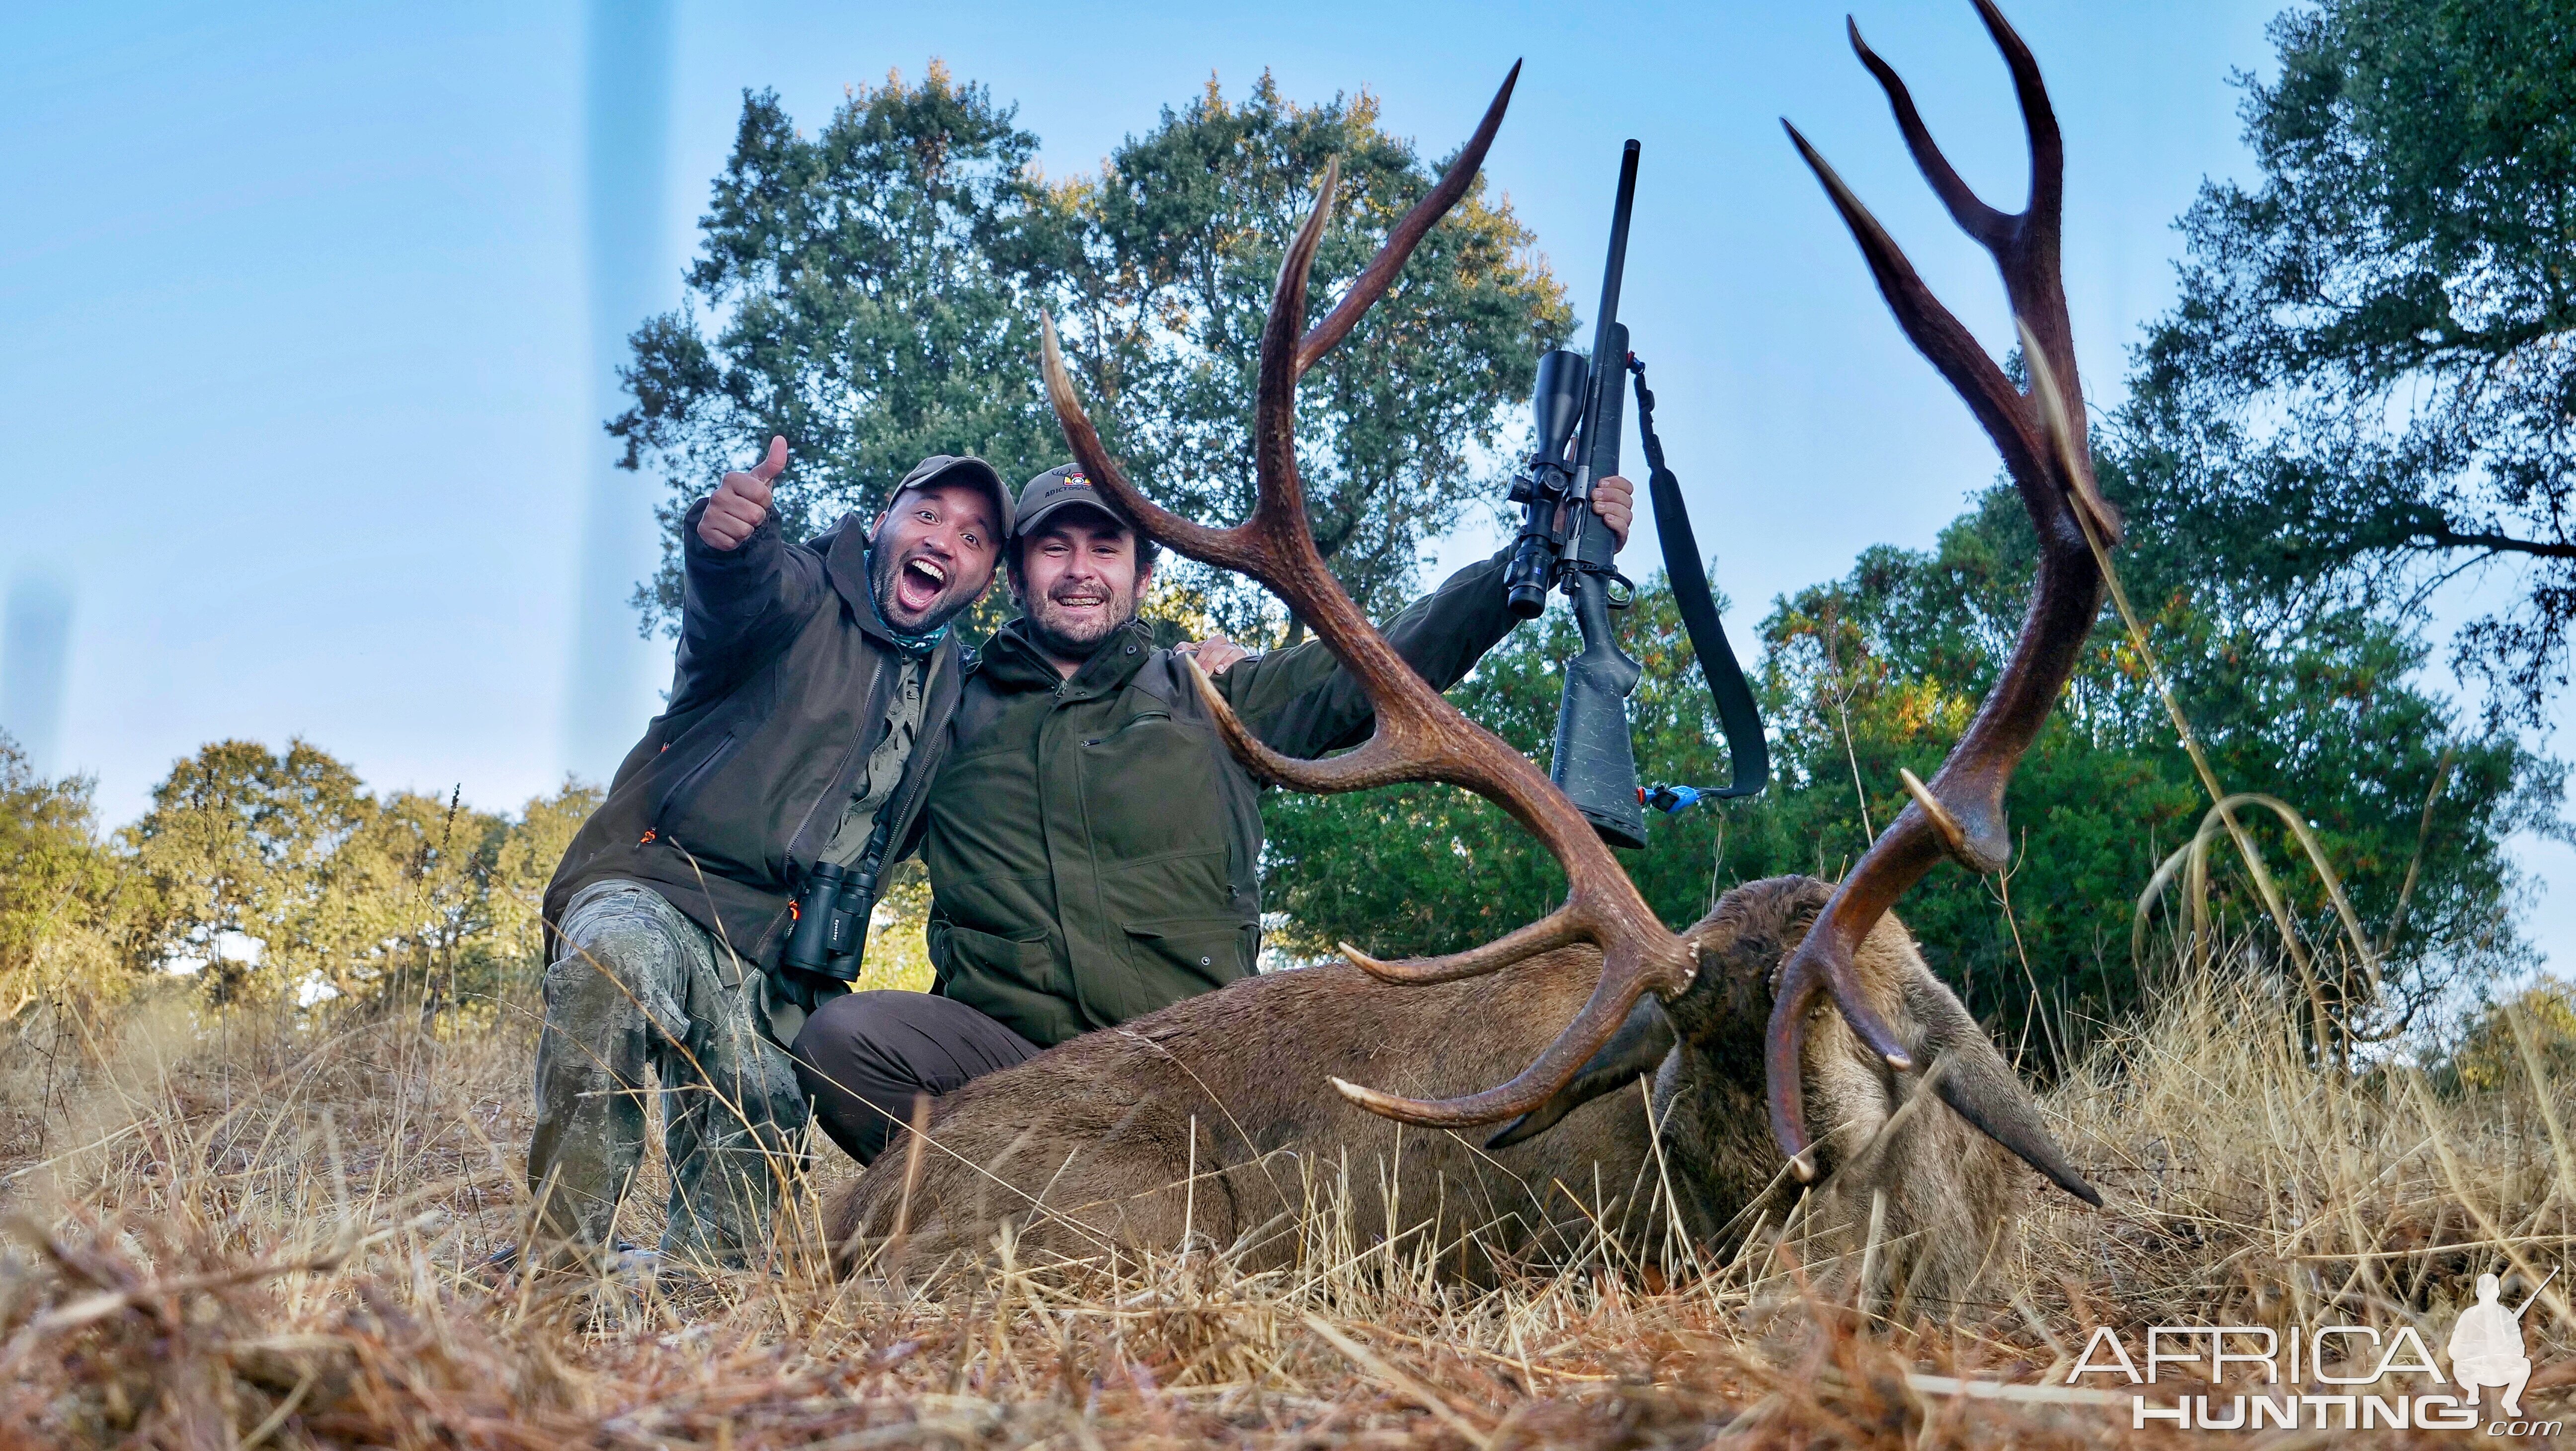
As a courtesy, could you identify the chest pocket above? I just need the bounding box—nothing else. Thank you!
[1076,707,1221,861]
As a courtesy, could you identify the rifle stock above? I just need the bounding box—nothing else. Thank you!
[1550,569,1646,848]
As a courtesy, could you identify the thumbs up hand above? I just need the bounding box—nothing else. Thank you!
[697,436,788,551]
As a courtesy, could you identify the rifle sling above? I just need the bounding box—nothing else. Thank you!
[1629,360,1769,800]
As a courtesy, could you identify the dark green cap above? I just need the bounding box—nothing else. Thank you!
[1013,463,1136,538]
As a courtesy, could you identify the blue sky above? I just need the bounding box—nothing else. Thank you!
[3,1,2566,967]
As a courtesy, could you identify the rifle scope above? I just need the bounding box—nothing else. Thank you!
[1503,350,1592,618]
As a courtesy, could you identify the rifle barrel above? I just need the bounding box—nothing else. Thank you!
[1585,141,1641,378]
[2513,1265,2559,1318]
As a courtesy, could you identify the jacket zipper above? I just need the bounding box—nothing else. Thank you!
[649,729,740,831]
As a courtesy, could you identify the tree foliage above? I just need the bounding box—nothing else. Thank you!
[0,737,602,1017]
[613,63,1061,633]
[0,736,120,1013]
[124,740,375,1004]
[614,65,1567,641]
[2129,0,2576,722]
[1023,74,1570,633]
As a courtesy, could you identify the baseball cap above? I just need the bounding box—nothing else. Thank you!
[890,454,1014,537]
[1013,463,1136,538]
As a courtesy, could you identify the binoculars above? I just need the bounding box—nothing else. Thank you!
[781,860,871,981]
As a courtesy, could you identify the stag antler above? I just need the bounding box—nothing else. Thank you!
[1766,0,2107,1205]
[1042,64,1918,1130]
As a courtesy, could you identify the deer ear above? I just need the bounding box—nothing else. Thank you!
[1485,998,1677,1150]
[1904,973,2104,1207]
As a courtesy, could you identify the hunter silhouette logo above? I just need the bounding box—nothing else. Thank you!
[2451,1268,2554,1418]
[2069,1263,2562,1433]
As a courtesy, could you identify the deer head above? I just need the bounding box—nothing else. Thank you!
[1037,6,2105,1209]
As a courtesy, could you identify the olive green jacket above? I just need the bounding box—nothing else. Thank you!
[922,548,1516,1047]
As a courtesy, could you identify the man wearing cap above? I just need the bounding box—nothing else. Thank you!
[525,437,1011,1269]
[792,462,1634,1165]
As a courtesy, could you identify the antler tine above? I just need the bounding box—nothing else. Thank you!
[1852,0,2093,527]
[1038,80,1699,1129]
[1042,314,1258,575]
[1972,0,2066,246]
[1963,0,2077,430]
[1175,650,1436,796]
[1332,940,1680,1126]
[1248,151,1341,553]
[1782,125,2030,515]
[1848,6,2066,300]
[1769,3,2107,1205]
[1176,653,1637,996]
[1338,910,1585,986]
[1845,17,2011,246]
[1295,62,1522,375]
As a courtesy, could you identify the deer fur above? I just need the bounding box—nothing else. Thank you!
[822,875,2028,1306]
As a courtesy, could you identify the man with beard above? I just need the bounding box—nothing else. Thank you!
[792,463,1634,1165]
[525,437,1010,1269]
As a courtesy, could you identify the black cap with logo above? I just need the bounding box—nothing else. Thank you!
[891,454,1014,537]
[1012,463,1136,539]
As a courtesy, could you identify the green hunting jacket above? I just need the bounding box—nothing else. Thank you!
[922,548,1517,1047]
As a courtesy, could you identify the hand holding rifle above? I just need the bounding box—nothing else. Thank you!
[1570,474,1634,548]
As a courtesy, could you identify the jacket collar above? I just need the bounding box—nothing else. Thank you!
[977,618,1156,697]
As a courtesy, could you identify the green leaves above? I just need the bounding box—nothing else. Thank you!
[2130,0,2576,724]
[0,729,603,1019]
[106,740,598,1013]
[615,67,1568,644]
[615,67,1060,636]
[0,735,118,1011]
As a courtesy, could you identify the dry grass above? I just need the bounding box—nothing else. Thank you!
[0,954,2568,1450]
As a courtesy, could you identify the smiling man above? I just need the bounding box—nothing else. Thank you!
[526,437,1009,1270]
[793,461,1634,1165]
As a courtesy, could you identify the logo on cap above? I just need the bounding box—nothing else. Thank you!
[1063,471,1091,488]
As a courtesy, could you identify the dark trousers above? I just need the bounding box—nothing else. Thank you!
[792,990,1040,1165]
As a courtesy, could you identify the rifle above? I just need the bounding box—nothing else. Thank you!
[1504,140,1768,846]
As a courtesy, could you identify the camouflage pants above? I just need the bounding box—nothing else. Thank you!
[525,880,816,1265]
